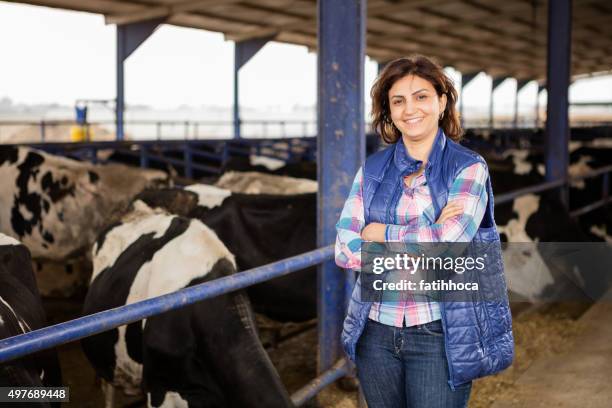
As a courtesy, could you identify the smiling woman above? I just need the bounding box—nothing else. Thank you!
[335,55,514,408]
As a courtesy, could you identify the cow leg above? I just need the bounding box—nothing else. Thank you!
[101,378,115,408]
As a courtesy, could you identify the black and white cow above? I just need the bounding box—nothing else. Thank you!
[81,202,293,407]
[0,233,62,405]
[136,175,318,323]
[0,146,169,261]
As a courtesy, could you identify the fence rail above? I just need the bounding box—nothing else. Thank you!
[3,119,612,142]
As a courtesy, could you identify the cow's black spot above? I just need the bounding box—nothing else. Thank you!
[0,146,19,166]
[42,231,54,244]
[41,171,75,203]
[11,153,46,238]
[88,171,99,184]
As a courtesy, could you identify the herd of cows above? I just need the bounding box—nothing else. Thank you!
[0,132,611,407]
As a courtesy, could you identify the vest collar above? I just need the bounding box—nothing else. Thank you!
[393,128,447,174]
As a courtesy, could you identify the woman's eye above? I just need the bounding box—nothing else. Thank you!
[392,100,402,105]
[417,95,427,100]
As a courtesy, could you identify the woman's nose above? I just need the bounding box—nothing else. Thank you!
[403,100,417,115]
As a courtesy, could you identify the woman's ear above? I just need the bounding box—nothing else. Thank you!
[439,93,447,114]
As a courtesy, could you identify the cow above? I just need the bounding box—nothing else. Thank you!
[0,233,62,406]
[137,175,318,322]
[486,156,612,302]
[81,201,293,408]
[0,146,169,261]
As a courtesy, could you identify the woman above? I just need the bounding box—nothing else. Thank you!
[335,55,513,408]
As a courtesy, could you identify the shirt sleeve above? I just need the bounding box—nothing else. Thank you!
[385,162,489,243]
[335,167,365,270]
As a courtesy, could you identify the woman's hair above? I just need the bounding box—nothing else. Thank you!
[371,55,462,144]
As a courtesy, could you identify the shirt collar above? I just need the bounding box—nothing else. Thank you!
[393,128,446,173]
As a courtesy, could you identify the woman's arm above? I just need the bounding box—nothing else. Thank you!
[385,162,489,243]
[335,167,365,270]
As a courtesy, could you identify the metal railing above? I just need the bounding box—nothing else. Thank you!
[13,137,319,179]
[0,119,319,141]
[493,165,612,217]
[0,245,342,406]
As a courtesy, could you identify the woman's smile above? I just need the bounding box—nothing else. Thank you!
[404,117,424,126]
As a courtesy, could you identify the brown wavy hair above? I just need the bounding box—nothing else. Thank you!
[371,55,462,144]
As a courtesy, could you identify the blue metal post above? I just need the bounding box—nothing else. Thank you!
[545,0,571,207]
[514,79,531,128]
[233,36,273,139]
[184,143,193,179]
[490,76,508,129]
[39,120,46,142]
[116,18,165,141]
[317,0,366,374]
[460,72,479,127]
[140,144,149,168]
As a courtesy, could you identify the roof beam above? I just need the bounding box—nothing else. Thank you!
[105,0,241,25]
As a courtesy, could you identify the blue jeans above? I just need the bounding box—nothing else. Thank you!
[356,319,471,408]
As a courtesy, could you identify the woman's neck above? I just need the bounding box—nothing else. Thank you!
[401,127,438,164]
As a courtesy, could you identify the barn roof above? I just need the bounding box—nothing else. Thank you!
[9,0,612,81]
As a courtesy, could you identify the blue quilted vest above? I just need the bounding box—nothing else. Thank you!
[341,130,514,389]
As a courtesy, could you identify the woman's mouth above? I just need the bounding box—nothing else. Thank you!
[404,117,424,125]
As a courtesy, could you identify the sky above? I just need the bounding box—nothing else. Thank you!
[1,1,611,113]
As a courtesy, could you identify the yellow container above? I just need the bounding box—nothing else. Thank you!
[70,125,92,142]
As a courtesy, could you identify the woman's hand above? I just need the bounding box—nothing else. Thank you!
[435,202,464,225]
[361,223,387,242]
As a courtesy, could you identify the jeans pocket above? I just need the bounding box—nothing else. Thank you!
[421,320,444,337]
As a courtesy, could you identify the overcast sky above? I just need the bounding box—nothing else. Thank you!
[1,1,611,112]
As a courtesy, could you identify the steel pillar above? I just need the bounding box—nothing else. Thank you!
[545,0,572,207]
[459,72,479,127]
[116,18,165,141]
[317,0,366,374]
[514,79,531,128]
[233,36,273,138]
[490,76,508,129]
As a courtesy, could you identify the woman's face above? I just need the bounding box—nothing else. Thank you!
[388,74,447,143]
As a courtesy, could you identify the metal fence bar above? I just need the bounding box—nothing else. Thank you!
[0,245,334,364]
[569,197,612,217]
[495,179,566,205]
[290,359,349,406]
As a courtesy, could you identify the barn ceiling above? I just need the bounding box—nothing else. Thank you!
[8,0,612,81]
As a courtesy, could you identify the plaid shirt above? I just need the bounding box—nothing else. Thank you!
[335,161,488,328]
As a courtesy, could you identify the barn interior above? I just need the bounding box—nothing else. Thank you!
[1,0,612,407]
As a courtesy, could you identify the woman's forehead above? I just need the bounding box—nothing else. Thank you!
[389,75,435,95]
